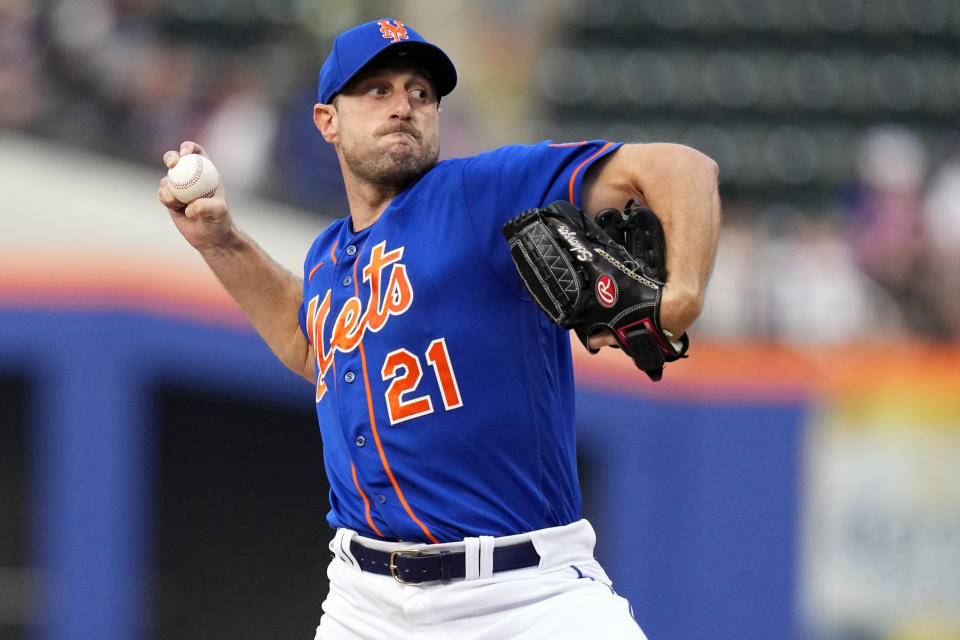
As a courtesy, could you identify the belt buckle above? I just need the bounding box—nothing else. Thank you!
[389,549,424,584]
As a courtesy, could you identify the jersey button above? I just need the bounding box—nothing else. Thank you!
[344,371,356,383]
[376,494,387,504]
[355,435,366,447]
[342,276,352,286]
[346,245,357,256]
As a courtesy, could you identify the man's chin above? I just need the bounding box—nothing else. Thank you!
[344,144,437,187]
[369,156,431,188]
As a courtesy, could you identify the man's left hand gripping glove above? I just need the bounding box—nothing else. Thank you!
[501,200,688,381]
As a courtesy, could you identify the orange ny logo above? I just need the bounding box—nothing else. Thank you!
[378,19,408,43]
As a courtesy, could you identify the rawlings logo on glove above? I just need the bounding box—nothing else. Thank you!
[596,275,617,307]
[501,200,688,381]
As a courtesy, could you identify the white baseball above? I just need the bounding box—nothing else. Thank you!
[166,153,220,204]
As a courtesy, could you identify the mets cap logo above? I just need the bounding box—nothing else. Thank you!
[596,274,617,307]
[378,19,409,43]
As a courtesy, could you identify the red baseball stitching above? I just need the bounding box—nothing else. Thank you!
[169,157,205,190]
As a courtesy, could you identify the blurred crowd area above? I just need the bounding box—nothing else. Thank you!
[2,0,960,342]
[1,0,382,214]
[700,126,960,344]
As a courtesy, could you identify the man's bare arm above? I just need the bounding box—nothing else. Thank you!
[157,141,315,383]
[582,143,721,339]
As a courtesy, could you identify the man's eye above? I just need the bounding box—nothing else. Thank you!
[367,87,387,96]
[411,89,427,100]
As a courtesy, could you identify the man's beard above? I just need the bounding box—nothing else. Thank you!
[341,125,438,190]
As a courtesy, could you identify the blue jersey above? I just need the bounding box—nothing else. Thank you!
[298,140,621,543]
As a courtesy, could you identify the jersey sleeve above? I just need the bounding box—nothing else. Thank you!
[462,140,621,218]
[459,139,622,293]
[298,222,343,341]
[298,251,313,340]
[298,297,308,340]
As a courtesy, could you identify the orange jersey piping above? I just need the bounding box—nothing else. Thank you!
[567,142,614,205]
[350,249,439,544]
[351,461,384,537]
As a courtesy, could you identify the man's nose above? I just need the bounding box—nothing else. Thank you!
[390,91,413,119]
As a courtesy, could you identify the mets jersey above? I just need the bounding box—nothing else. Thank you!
[298,140,621,543]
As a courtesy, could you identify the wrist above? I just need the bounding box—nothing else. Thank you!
[659,284,702,336]
[197,226,245,262]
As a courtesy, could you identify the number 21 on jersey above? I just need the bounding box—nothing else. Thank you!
[381,337,463,425]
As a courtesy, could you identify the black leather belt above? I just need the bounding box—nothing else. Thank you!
[349,539,540,584]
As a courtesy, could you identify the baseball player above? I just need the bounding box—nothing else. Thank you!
[157,18,720,639]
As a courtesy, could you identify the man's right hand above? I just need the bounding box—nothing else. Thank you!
[157,140,314,383]
[158,140,234,254]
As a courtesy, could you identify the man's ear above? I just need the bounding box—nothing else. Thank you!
[314,103,338,143]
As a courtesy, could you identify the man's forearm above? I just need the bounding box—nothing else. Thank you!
[637,144,721,308]
[200,228,313,382]
[583,143,721,335]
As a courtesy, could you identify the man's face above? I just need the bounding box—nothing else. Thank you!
[330,58,440,189]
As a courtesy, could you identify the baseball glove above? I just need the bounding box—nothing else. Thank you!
[501,200,688,381]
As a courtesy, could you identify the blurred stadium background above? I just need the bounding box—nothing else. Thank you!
[2,0,960,639]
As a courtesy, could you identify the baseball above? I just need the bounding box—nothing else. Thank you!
[166,153,220,204]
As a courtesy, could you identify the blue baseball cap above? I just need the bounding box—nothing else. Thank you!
[317,18,457,105]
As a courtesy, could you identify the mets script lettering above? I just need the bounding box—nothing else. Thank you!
[305,241,413,403]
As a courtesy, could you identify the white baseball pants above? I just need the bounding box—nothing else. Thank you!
[314,519,648,639]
